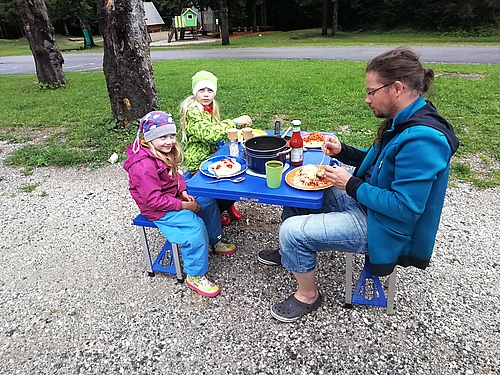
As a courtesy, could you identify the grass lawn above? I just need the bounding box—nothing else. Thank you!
[0,31,499,187]
[169,29,500,49]
[1,28,500,57]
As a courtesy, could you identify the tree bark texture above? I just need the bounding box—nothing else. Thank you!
[332,0,338,36]
[260,2,267,27]
[251,0,257,33]
[321,0,329,36]
[219,0,230,45]
[17,0,66,86]
[97,0,158,123]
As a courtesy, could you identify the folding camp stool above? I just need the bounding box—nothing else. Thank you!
[344,253,397,315]
[132,214,183,283]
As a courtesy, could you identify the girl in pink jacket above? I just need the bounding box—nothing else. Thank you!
[124,111,236,297]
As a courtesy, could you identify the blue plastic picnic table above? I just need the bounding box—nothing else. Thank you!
[186,139,329,209]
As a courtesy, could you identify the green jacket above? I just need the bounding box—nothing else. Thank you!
[183,106,235,172]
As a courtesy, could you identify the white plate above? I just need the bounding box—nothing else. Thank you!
[199,156,248,178]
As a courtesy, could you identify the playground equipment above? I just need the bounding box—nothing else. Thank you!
[168,8,199,42]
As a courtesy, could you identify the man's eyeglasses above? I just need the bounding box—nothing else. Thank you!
[366,82,393,96]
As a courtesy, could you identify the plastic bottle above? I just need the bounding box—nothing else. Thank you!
[228,128,239,157]
[289,120,303,167]
[274,120,281,136]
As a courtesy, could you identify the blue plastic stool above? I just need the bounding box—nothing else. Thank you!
[132,214,184,283]
[352,255,388,307]
[344,254,396,315]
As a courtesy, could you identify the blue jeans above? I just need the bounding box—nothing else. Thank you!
[280,187,368,274]
[153,196,222,277]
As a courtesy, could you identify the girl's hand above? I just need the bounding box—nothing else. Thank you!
[181,190,195,202]
[322,135,342,157]
[323,165,352,190]
[234,115,253,127]
[182,201,201,213]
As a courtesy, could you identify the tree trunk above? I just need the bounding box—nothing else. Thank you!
[321,0,329,36]
[219,0,230,45]
[77,3,96,50]
[96,0,158,124]
[62,21,69,36]
[261,1,267,27]
[79,18,95,50]
[332,0,338,36]
[17,0,66,86]
[252,0,257,32]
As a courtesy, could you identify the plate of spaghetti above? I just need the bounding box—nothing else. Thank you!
[285,164,333,191]
[200,156,247,178]
[302,132,326,148]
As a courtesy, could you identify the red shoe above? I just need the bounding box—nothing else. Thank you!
[220,214,231,227]
[226,204,243,221]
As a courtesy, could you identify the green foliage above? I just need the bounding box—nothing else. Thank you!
[20,167,33,176]
[37,82,66,90]
[451,159,499,188]
[20,183,39,193]
[342,0,500,32]
[0,133,30,143]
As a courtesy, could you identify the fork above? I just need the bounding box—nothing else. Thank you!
[315,152,327,178]
[319,152,326,167]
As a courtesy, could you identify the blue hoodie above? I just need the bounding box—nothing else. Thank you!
[339,98,459,276]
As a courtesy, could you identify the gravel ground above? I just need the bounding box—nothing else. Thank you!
[0,142,499,375]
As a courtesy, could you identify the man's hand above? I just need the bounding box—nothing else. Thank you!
[322,135,342,157]
[324,165,352,190]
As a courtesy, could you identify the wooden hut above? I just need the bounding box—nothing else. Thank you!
[143,2,164,33]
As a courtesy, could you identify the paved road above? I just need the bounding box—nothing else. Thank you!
[1,46,499,74]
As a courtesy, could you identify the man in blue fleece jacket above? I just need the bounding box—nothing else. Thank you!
[262,47,459,322]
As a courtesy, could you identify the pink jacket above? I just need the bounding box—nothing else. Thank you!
[123,144,186,221]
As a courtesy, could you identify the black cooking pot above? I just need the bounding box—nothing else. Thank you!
[243,135,290,174]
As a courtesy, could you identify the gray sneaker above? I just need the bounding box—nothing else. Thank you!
[257,249,281,266]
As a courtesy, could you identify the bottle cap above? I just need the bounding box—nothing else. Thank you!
[291,120,301,126]
[227,128,238,141]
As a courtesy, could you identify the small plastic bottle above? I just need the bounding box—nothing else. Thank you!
[274,120,281,136]
[289,120,303,167]
[228,128,239,157]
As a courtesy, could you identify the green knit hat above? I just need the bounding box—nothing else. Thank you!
[192,70,218,95]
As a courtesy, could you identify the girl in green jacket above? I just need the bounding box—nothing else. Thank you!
[180,70,252,226]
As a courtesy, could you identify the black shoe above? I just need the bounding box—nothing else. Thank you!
[271,292,323,323]
[257,249,281,266]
